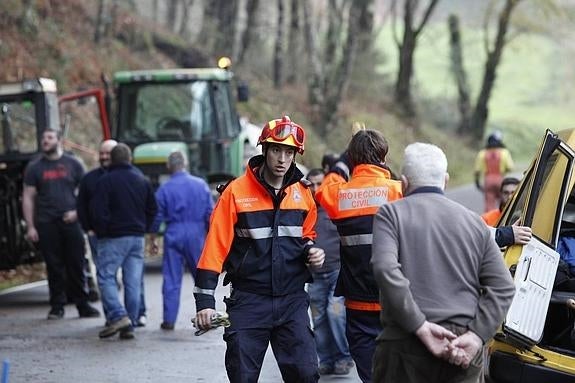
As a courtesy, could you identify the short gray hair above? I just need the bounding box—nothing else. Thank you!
[111,143,132,165]
[167,151,187,171]
[402,143,448,191]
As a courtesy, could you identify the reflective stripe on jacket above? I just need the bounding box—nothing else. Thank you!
[194,155,317,311]
[316,164,403,308]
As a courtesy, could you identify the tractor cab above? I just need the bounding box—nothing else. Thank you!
[112,65,250,190]
[488,129,575,382]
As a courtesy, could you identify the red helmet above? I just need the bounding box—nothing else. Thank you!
[257,116,305,154]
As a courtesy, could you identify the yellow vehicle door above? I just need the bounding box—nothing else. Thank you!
[498,129,575,347]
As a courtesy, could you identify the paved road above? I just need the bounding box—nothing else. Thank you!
[0,183,496,382]
[0,260,359,382]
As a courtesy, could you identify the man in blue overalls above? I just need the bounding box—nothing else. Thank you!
[151,151,214,330]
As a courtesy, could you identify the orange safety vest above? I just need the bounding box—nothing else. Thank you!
[481,209,501,227]
[315,164,403,311]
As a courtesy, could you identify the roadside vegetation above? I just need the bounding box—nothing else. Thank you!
[1,0,574,184]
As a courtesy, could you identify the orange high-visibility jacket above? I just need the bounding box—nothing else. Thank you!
[194,156,317,311]
[315,164,403,311]
[481,208,502,227]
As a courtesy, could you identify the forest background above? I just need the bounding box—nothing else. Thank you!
[2,0,575,185]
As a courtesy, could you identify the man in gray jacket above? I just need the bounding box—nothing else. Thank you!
[371,142,515,383]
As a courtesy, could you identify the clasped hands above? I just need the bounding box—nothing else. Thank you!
[415,321,483,369]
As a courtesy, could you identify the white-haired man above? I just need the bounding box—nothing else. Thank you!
[370,142,515,383]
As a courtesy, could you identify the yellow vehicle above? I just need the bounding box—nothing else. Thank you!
[488,129,575,382]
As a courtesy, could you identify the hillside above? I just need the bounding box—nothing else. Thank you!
[0,0,480,184]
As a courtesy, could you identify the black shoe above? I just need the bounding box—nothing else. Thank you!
[47,306,64,320]
[119,327,135,340]
[78,303,101,318]
[99,316,131,338]
[88,289,100,302]
[160,322,175,331]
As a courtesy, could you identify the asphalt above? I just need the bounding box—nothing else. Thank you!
[0,259,360,382]
[0,183,492,382]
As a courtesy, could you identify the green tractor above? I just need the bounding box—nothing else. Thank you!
[110,63,251,191]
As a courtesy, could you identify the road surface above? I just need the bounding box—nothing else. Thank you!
[0,185,488,382]
[0,260,359,382]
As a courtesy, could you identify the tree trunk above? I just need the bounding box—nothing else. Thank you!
[179,0,194,38]
[357,0,374,53]
[393,0,440,119]
[322,1,345,97]
[302,0,324,108]
[198,0,219,52]
[470,0,520,141]
[165,0,179,32]
[94,0,106,43]
[152,0,159,25]
[319,1,361,136]
[448,14,471,135]
[236,0,260,66]
[214,0,239,58]
[286,0,300,83]
[19,0,38,32]
[273,0,285,88]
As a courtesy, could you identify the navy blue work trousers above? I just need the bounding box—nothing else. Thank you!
[346,308,382,383]
[223,289,319,383]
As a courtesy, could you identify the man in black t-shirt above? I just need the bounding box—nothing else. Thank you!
[22,128,100,320]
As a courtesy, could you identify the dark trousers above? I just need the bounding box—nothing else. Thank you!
[346,308,381,383]
[372,334,483,383]
[36,220,88,308]
[223,289,319,383]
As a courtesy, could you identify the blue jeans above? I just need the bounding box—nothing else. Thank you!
[91,234,147,318]
[96,236,144,326]
[308,270,351,367]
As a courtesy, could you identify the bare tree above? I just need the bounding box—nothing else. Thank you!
[470,0,522,141]
[179,0,195,38]
[302,0,325,108]
[273,0,285,88]
[448,14,471,135]
[318,1,362,135]
[302,0,364,135]
[286,0,300,83]
[357,0,375,52]
[198,0,219,51]
[19,0,38,32]
[213,0,239,57]
[166,0,179,32]
[237,0,260,65]
[152,0,159,25]
[94,0,107,43]
[392,0,440,118]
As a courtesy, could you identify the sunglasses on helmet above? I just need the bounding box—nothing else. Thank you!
[261,122,305,146]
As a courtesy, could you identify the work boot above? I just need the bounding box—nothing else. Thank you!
[160,322,175,331]
[333,359,354,375]
[99,316,131,339]
[77,303,101,318]
[119,327,135,340]
[318,364,334,375]
[47,306,64,320]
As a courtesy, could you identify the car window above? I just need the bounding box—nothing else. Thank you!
[529,150,572,246]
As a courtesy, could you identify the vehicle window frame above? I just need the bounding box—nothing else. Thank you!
[501,130,575,248]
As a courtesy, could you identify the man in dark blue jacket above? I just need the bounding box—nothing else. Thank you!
[91,143,157,340]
